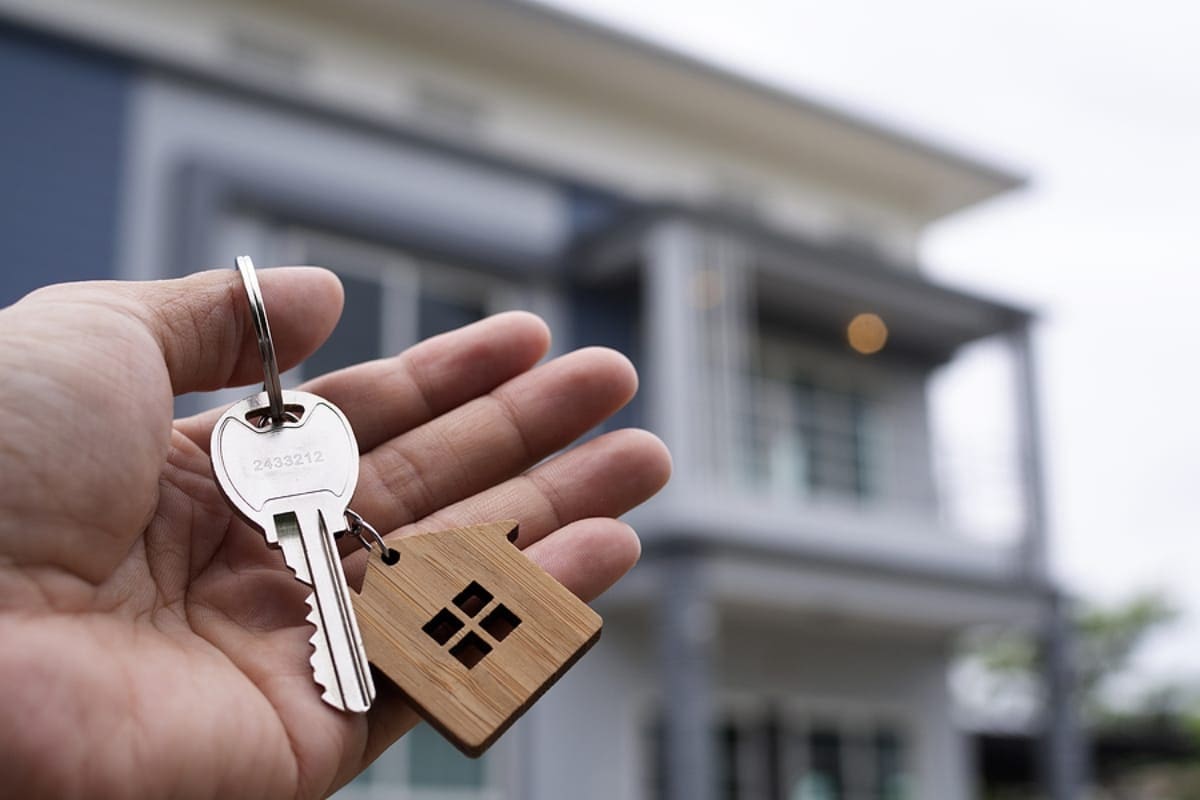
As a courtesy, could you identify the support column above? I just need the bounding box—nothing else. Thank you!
[1008,322,1049,579]
[1011,323,1084,796]
[660,552,716,800]
[643,220,752,492]
[692,233,753,488]
[643,220,700,490]
[644,219,723,800]
[1041,590,1086,799]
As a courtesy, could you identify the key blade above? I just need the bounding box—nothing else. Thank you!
[308,507,374,713]
[276,513,313,587]
[276,507,375,712]
[303,589,372,713]
[303,592,340,706]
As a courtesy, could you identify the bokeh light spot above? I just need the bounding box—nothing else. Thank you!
[847,312,888,354]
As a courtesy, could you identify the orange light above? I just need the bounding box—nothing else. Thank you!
[847,313,888,354]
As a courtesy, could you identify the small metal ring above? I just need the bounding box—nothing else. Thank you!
[345,509,399,564]
[235,255,286,427]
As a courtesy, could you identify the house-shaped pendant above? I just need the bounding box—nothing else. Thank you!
[353,520,603,756]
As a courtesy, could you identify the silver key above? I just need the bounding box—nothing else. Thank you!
[211,389,376,713]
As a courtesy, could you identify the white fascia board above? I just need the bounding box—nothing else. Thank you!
[348,0,1028,217]
[0,0,1023,236]
[626,493,1041,592]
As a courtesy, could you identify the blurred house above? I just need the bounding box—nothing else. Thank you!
[0,0,1076,797]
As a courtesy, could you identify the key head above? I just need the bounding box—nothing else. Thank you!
[211,389,360,540]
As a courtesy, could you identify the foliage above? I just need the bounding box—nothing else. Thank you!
[1073,592,1178,716]
[971,590,1179,720]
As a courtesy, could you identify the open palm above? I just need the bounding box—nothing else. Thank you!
[0,268,669,799]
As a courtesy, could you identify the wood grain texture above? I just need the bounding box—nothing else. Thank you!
[354,520,603,757]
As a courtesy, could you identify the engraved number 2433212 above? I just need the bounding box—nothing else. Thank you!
[252,451,325,472]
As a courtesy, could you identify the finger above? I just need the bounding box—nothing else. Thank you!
[176,311,550,452]
[307,311,551,451]
[0,268,340,581]
[433,428,671,549]
[522,517,642,602]
[343,428,670,585]
[352,347,638,534]
[117,266,343,396]
[357,517,640,770]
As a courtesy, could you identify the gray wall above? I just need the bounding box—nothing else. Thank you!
[525,601,972,799]
[118,74,574,284]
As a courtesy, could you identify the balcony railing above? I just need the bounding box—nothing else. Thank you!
[732,366,1027,547]
[638,219,1045,578]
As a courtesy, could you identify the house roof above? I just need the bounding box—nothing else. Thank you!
[358,0,1027,220]
[0,0,1026,221]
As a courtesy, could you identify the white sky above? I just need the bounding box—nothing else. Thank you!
[544,0,1200,686]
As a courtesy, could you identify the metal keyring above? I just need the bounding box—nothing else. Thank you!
[345,508,400,565]
[235,255,286,426]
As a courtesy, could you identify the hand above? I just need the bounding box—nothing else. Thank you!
[0,268,670,799]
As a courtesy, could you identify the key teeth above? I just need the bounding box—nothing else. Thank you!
[279,551,313,589]
[309,654,341,707]
[304,595,322,628]
[301,593,371,712]
[302,592,342,707]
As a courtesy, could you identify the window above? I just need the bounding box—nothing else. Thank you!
[872,730,906,800]
[303,269,385,378]
[418,287,487,343]
[648,709,910,800]
[787,377,870,498]
[746,339,877,502]
[801,724,844,800]
[285,228,505,381]
[406,723,486,790]
[345,722,490,797]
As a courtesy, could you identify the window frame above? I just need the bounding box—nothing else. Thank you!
[748,335,888,505]
[639,692,914,800]
[282,225,527,377]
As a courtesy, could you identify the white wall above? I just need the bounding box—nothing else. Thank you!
[521,612,654,800]
[524,604,972,800]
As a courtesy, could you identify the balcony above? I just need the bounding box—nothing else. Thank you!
[581,209,1046,587]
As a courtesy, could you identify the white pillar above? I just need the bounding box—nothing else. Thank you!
[643,220,701,491]
[659,553,717,800]
[643,222,752,493]
[1008,322,1049,579]
[642,220,717,800]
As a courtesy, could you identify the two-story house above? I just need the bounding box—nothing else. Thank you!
[0,1,1078,797]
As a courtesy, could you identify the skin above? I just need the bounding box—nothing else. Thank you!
[0,267,671,800]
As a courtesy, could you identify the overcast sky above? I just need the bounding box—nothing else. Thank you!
[544,0,1200,687]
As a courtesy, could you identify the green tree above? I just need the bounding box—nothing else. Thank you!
[970,590,1178,719]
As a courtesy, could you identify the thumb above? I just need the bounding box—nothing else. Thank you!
[0,267,342,583]
[106,266,343,397]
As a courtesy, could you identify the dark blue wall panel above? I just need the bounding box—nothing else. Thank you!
[0,25,131,306]
[570,281,642,430]
[563,182,631,246]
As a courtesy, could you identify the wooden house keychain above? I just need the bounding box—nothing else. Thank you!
[210,256,601,756]
[351,515,601,756]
